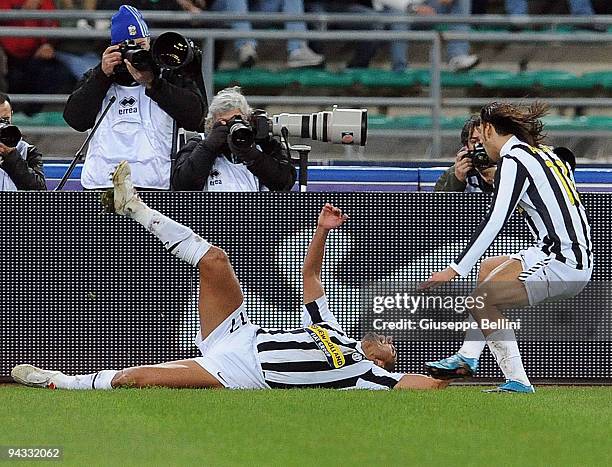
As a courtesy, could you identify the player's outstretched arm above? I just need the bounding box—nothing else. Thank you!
[394,374,450,390]
[302,204,349,304]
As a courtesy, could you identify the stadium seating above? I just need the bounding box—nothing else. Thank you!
[13,111,612,132]
[210,68,612,91]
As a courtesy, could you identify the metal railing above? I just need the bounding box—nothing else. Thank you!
[1,12,611,157]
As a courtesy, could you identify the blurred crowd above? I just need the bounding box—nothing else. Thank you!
[0,0,609,115]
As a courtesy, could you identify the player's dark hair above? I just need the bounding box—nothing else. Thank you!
[361,332,396,372]
[0,92,11,107]
[480,101,549,147]
[461,115,481,147]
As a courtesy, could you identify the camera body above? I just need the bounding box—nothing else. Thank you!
[0,118,22,148]
[113,41,155,75]
[463,143,493,171]
[226,110,273,151]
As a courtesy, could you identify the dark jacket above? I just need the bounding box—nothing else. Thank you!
[434,165,467,192]
[434,164,494,193]
[1,142,46,190]
[63,64,207,132]
[172,135,296,192]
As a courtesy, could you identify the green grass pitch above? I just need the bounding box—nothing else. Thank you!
[2,385,611,466]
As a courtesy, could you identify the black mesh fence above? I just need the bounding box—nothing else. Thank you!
[1,192,610,381]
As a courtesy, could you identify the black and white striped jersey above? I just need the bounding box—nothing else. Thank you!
[450,135,593,277]
[255,295,404,389]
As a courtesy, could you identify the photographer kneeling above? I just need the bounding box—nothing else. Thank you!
[63,5,206,190]
[0,93,46,191]
[435,116,496,193]
[173,87,296,192]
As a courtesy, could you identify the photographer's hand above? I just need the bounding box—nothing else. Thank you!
[101,45,122,77]
[0,142,17,168]
[203,122,230,153]
[125,60,155,88]
[0,142,16,157]
[454,148,472,182]
[227,137,259,163]
[33,43,55,60]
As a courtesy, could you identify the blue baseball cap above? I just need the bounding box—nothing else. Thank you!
[110,5,150,45]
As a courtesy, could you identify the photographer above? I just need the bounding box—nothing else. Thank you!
[63,5,207,190]
[172,87,296,192]
[434,115,496,193]
[0,93,46,191]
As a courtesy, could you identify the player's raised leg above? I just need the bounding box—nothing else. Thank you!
[425,255,510,379]
[107,160,244,337]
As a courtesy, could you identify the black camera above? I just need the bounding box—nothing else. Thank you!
[152,32,196,70]
[463,143,493,170]
[0,118,21,148]
[112,41,155,77]
[227,111,272,150]
[227,116,255,150]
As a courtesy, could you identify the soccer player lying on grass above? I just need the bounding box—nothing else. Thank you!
[422,102,593,393]
[12,161,448,391]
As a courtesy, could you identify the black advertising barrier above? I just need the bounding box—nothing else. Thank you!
[1,192,611,381]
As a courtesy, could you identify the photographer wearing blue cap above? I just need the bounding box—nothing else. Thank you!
[63,5,207,190]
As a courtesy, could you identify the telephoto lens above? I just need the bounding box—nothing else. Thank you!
[152,32,194,69]
[271,107,368,146]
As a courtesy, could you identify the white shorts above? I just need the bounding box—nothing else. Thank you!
[510,246,592,306]
[193,304,267,389]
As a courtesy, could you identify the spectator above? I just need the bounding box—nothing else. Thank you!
[0,0,75,116]
[505,0,595,16]
[172,87,296,191]
[306,1,396,70]
[0,93,47,190]
[53,0,105,81]
[208,0,324,68]
[308,1,478,72]
[63,5,207,190]
[373,0,479,71]
[434,115,495,192]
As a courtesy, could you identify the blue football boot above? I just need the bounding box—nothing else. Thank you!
[424,353,479,380]
[483,380,535,393]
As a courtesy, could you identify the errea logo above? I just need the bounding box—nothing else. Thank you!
[120,96,136,107]
[118,96,138,115]
[209,169,222,186]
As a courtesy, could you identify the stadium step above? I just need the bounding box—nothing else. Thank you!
[212,68,612,91]
[12,111,65,127]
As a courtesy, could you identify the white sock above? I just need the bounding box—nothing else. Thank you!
[487,329,531,386]
[458,315,487,359]
[126,199,211,268]
[52,370,117,390]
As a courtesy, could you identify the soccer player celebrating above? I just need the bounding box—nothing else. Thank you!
[12,162,448,391]
[422,102,593,393]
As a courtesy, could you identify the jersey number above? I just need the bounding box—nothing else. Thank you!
[230,311,248,333]
[530,145,580,206]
